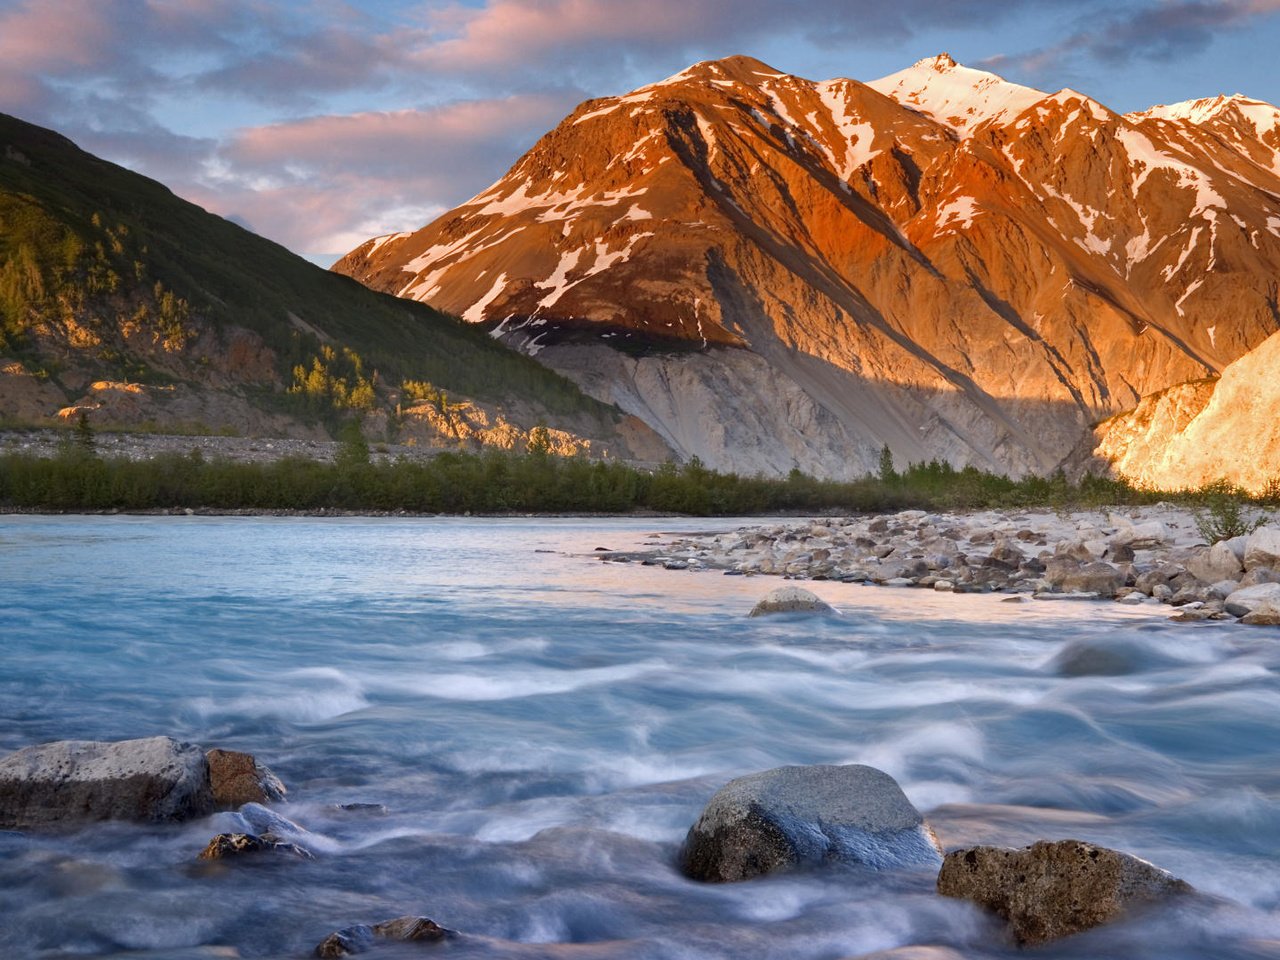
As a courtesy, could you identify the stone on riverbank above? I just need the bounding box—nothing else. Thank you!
[206,748,287,808]
[0,736,214,829]
[679,764,941,882]
[315,916,454,957]
[1223,582,1280,617]
[748,586,837,617]
[936,839,1192,946]
[1243,527,1280,571]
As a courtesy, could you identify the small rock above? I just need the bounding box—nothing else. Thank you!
[679,764,941,883]
[884,577,914,587]
[933,580,955,592]
[315,916,454,957]
[748,587,837,617]
[197,832,312,860]
[936,839,1192,946]
[206,748,286,808]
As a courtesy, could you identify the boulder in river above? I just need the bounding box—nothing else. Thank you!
[748,586,837,617]
[936,839,1192,946]
[315,916,454,957]
[679,764,941,882]
[198,831,313,860]
[0,736,214,829]
[206,748,287,808]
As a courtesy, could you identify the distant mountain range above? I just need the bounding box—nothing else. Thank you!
[0,113,661,460]
[335,53,1280,487]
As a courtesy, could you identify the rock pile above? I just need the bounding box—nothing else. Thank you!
[638,506,1280,625]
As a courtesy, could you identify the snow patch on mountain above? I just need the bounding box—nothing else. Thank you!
[868,53,1044,137]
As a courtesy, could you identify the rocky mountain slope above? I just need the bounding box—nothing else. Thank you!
[0,113,662,460]
[1089,329,1280,493]
[336,54,1280,480]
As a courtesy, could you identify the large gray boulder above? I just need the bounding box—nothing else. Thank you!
[937,839,1192,946]
[1223,582,1280,617]
[748,586,837,617]
[1186,541,1245,584]
[1058,562,1124,597]
[0,737,214,829]
[1243,527,1280,571]
[679,764,941,882]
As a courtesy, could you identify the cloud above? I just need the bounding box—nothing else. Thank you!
[182,93,576,255]
[981,0,1280,78]
[2,0,1277,257]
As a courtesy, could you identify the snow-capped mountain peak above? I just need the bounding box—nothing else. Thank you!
[867,52,1045,137]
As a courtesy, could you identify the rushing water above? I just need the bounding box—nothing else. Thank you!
[1,515,1278,960]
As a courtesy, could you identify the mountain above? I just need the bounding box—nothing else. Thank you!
[335,54,1280,481]
[0,113,663,460]
[1087,328,1280,494]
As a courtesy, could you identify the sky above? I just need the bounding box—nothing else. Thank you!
[2,0,1279,265]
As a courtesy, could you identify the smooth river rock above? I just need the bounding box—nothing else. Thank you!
[748,586,837,617]
[1223,581,1280,617]
[0,736,214,829]
[679,764,941,882]
[937,839,1192,946]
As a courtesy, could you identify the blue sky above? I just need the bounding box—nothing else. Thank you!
[2,0,1278,263]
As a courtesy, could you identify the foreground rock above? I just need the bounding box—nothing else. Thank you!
[680,764,941,882]
[198,831,313,860]
[0,737,214,829]
[315,917,455,957]
[748,586,837,617]
[937,839,1192,945]
[206,748,287,808]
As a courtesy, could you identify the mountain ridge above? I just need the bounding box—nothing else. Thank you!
[334,53,1280,480]
[0,111,665,460]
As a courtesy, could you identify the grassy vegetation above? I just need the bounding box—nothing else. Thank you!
[0,433,1201,516]
[0,113,612,428]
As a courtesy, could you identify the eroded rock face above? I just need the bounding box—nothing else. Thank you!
[748,586,837,617]
[0,737,214,829]
[206,748,287,808]
[315,916,454,957]
[680,764,941,882]
[937,839,1192,945]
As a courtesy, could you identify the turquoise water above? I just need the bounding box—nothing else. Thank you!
[1,515,1278,959]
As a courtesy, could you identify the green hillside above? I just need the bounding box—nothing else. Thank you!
[0,112,615,433]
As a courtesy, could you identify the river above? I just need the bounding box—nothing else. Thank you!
[1,516,1277,959]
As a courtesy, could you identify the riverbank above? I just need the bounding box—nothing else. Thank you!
[631,503,1280,625]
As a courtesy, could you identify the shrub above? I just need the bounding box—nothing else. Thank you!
[1193,478,1264,543]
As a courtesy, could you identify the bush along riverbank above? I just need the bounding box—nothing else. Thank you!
[2,426,1265,516]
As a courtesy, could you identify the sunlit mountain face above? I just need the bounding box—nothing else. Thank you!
[336,54,1280,485]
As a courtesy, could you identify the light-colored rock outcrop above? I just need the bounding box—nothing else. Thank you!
[680,764,941,882]
[1094,331,1280,494]
[936,839,1192,945]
